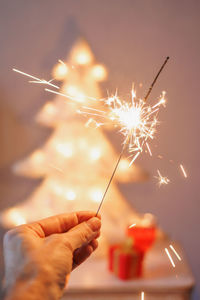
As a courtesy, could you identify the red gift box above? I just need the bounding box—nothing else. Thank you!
[126,225,156,253]
[108,240,143,280]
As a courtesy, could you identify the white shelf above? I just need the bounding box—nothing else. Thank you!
[63,240,195,300]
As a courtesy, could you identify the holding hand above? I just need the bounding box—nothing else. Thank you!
[3,211,101,300]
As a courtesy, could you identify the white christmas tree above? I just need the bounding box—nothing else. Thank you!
[1,38,148,252]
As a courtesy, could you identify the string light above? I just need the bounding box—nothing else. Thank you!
[43,102,56,115]
[65,190,76,201]
[56,142,73,157]
[31,150,45,164]
[89,188,103,203]
[75,51,92,65]
[89,147,102,161]
[52,60,68,80]
[91,64,107,81]
[3,208,26,226]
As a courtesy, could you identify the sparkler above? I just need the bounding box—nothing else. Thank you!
[13,68,59,89]
[12,57,171,216]
[96,57,169,215]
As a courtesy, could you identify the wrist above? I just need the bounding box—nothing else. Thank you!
[4,265,63,300]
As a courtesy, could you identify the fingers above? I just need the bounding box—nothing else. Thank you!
[63,217,101,251]
[73,239,98,269]
[25,211,100,238]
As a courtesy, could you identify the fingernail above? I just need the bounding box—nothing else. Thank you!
[86,217,101,231]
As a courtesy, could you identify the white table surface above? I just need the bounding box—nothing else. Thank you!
[63,240,195,299]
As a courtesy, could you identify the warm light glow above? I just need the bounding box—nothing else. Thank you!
[4,208,26,226]
[80,88,164,166]
[31,150,45,164]
[141,291,145,300]
[52,61,68,80]
[56,142,73,157]
[75,50,92,65]
[112,97,141,131]
[89,147,102,161]
[91,64,107,81]
[63,85,86,103]
[65,190,76,201]
[64,85,78,96]
[118,159,129,172]
[52,183,63,196]
[43,102,56,115]
[89,188,103,203]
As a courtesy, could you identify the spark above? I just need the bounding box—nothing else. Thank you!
[129,151,141,166]
[152,91,166,108]
[58,59,66,66]
[169,245,182,261]
[180,164,187,178]
[48,164,64,174]
[156,169,170,186]
[129,223,136,228]
[12,68,59,89]
[146,142,152,156]
[81,89,166,166]
[85,118,103,128]
[165,248,176,268]
[45,88,73,99]
[141,291,145,300]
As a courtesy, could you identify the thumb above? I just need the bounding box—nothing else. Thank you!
[63,217,101,251]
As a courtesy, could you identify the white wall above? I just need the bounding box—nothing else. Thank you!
[0,0,199,298]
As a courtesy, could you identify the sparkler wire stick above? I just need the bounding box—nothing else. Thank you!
[96,141,127,216]
[144,57,169,102]
[96,57,170,215]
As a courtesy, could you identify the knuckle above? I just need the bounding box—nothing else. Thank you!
[63,239,74,253]
[81,222,94,243]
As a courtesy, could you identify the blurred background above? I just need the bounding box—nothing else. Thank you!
[0,0,199,299]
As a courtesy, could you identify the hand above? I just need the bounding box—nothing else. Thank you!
[3,211,101,300]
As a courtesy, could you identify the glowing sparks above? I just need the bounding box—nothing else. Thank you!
[156,169,170,186]
[13,68,59,89]
[12,67,166,169]
[129,151,140,166]
[169,245,182,261]
[81,89,166,166]
[165,248,175,268]
[141,291,145,300]
[52,60,69,80]
[48,164,64,174]
[129,223,136,228]
[180,164,187,178]
[146,142,152,156]
[152,91,166,108]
